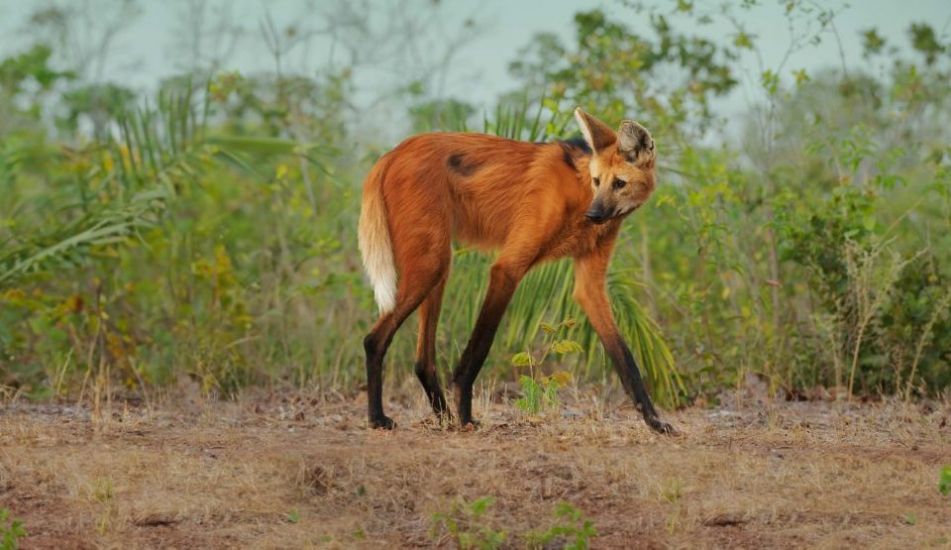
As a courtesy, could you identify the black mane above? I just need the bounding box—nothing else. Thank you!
[555,135,592,170]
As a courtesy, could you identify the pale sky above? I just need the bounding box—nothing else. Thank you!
[1,0,949,124]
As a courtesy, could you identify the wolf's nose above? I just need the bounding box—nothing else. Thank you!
[585,208,609,224]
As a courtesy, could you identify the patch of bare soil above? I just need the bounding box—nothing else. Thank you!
[1,390,950,549]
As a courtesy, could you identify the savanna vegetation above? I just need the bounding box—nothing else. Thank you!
[2,2,951,547]
[1,1,950,412]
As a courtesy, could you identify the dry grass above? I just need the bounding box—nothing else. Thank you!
[1,385,950,549]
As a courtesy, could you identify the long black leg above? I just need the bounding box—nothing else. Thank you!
[450,263,523,426]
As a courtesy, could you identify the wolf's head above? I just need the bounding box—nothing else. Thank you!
[573,108,656,224]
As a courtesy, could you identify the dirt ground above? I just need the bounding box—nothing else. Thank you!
[1,387,950,549]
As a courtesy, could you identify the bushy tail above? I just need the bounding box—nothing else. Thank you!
[358,161,397,315]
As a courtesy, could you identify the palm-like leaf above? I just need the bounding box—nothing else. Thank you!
[0,187,171,286]
[0,88,201,288]
[0,84,329,290]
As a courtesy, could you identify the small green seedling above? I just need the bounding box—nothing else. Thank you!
[511,319,582,415]
[1,508,27,550]
[939,465,951,497]
[525,501,597,550]
[431,496,506,550]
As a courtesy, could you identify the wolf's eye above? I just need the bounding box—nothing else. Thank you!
[593,176,601,187]
[612,178,626,190]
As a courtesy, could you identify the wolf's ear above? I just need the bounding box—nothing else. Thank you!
[574,107,616,153]
[617,120,655,167]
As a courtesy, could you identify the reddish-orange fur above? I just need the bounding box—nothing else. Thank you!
[359,108,673,434]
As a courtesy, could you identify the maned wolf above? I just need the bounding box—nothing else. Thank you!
[358,108,674,434]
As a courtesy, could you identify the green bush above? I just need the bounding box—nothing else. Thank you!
[1,3,949,405]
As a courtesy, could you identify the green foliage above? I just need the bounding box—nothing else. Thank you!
[515,375,561,415]
[1,3,950,407]
[525,502,598,549]
[60,83,137,138]
[409,98,476,133]
[861,29,886,57]
[510,8,738,123]
[510,319,579,415]
[0,509,26,550]
[909,23,944,65]
[0,76,339,396]
[431,497,507,550]
[433,499,598,549]
[775,122,951,396]
[940,466,951,497]
[0,44,72,92]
